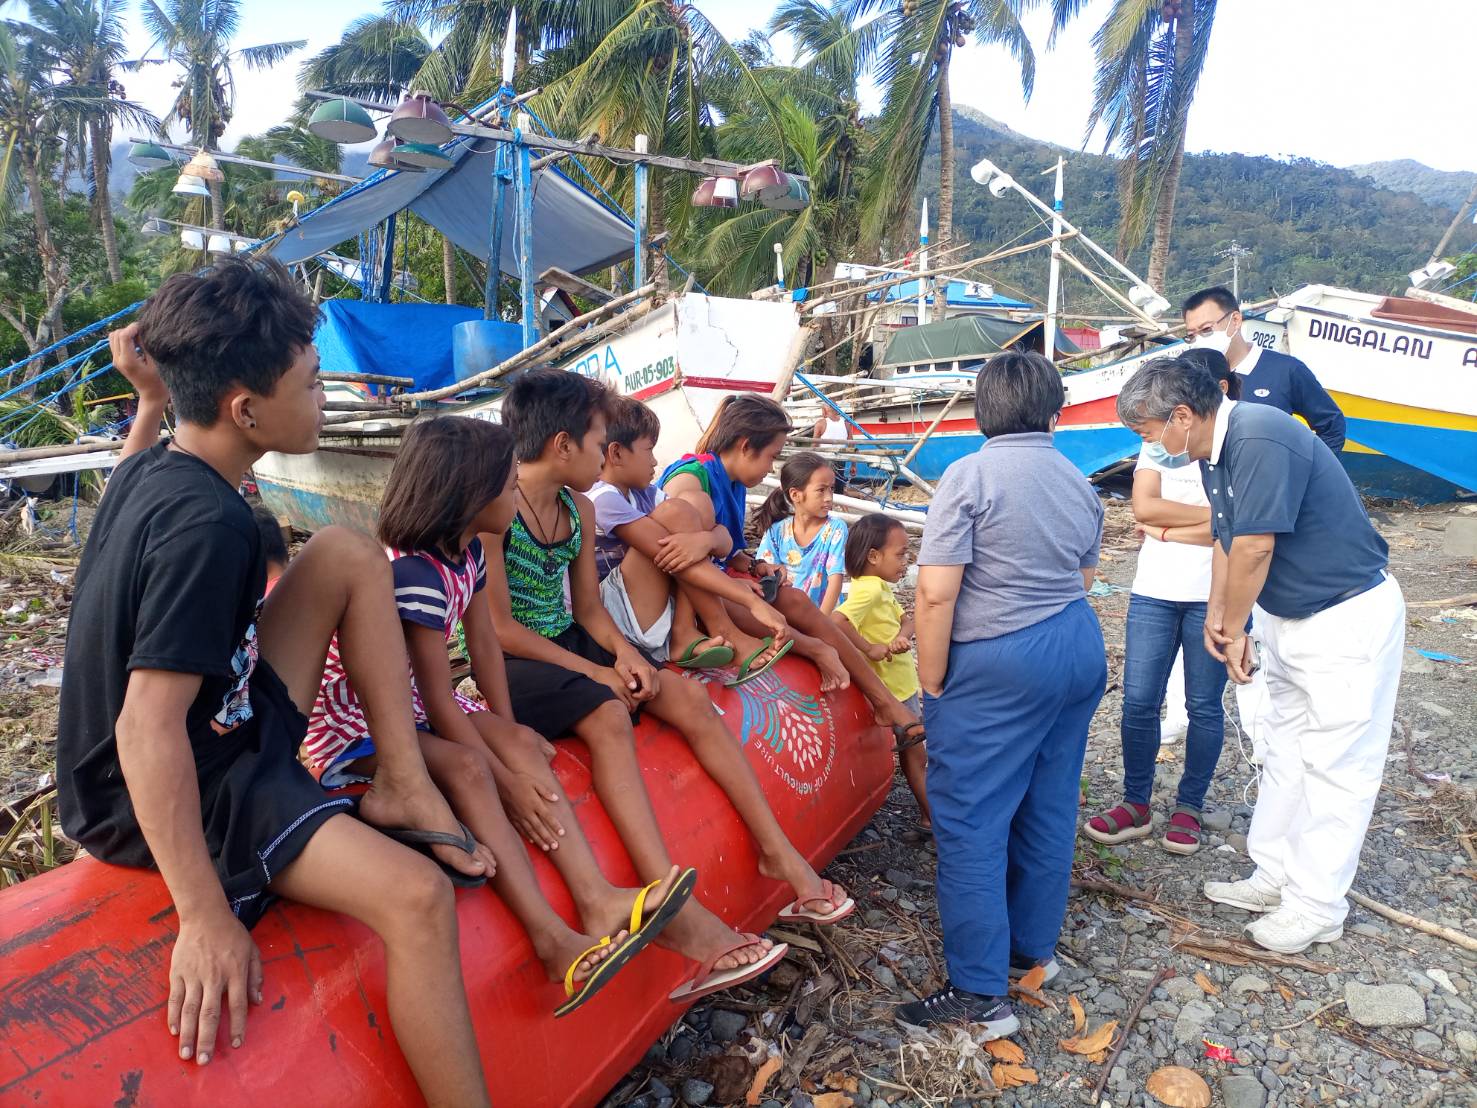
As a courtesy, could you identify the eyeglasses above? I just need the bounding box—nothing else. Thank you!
[1185,309,1235,342]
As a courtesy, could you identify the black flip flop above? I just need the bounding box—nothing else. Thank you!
[892,721,927,752]
[381,821,488,888]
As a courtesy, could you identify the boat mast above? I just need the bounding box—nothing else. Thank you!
[483,8,517,322]
[917,197,929,326]
[1042,157,1064,360]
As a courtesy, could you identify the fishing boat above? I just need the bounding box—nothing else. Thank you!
[1270,284,1477,497]
[0,662,891,1108]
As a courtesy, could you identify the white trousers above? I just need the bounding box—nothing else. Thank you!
[1246,575,1405,926]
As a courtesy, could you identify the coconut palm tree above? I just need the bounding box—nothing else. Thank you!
[839,0,1034,252]
[24,0,157,283]
[1058,0,1218,289]
[297,14,430,105]
[134,0,305,229]
[0,22,148,354]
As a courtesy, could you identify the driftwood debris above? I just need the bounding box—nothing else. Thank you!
[1091,966,1173,1103]
[1348,890,1477,953]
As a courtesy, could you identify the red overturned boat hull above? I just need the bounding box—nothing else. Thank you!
[0,662,891,1108]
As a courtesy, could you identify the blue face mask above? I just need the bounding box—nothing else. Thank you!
[1144,420,1192,469]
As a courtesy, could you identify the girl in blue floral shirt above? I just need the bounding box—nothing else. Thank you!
[753,453,848,612]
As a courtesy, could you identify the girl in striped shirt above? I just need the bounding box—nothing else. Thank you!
[305,417,692,1017]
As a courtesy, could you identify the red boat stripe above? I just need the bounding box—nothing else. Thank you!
[679,376,775,393]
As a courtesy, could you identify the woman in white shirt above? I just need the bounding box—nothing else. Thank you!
[1084,351,1239,855]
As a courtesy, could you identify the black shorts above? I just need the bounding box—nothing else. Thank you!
[194,661,353,928]
[503,623,653,739]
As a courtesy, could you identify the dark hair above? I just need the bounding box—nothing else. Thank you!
[973,350,1064,437]
[251,506,289,567]
[1181,285,1239,318]
[1116,355,1223,425]
[750,451,832,536]
[378,416,517,557]
[695,393,792,457]
[605,394,661,452]
[136,257,320,426]
[1178,347,1241,400]
[501,369,612,463]
[845,512,905,577]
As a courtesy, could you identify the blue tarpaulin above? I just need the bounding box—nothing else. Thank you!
[265,136,636,279]
[316,299,482,391]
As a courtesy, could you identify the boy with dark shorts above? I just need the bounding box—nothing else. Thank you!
[484,371,850,1000]
[57,259,491,1106]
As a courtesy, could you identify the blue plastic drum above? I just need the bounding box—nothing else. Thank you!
[451,319,525,383]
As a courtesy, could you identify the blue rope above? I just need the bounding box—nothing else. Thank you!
[794,372,878,442]
[0,337,109,405]
[0,300,142,382]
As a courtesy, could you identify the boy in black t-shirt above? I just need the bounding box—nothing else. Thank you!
[57,259,491,1105]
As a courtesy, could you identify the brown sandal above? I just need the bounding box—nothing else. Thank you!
[1161,805,1203,856]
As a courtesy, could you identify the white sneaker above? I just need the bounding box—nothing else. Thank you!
[1161,721,1186,746]
[1245,907,1343,954]
[1203,876,1282,913]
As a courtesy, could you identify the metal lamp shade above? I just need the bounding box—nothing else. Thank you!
[127,141,175,170]
[385,92,453,145]
[179,150,224,183]
[308,98,378,144]
[207,234,233,255]
[171,174,211,197]
[741,163,789,203]
[691,176,738,208]
[180,229,205,250]
[391,142,454,170]
[761,175,810,211]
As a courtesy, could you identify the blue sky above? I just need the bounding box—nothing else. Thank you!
[116,0,1474,173]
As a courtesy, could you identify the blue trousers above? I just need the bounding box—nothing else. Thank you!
[1120,593,1227,811]
[924,599,1107,996]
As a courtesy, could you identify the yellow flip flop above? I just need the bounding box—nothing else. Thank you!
[554,868,697,1018]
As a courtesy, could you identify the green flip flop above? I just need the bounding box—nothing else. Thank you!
[724,637,795,688]
[673,637,736,670]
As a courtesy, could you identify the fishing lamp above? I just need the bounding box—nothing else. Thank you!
[969,157,1015,198]
[1409,260,1456,290]
[761,174,809,211]
[170,173,210,197]
[368,137,413,172]
[740,162,788,203]
[127,140,175,170]
[691,176,738,208]
[391,142,454,170]
[1128,284,1172,318]
[179,149,224,183]
[207,233,233,254]
[307,97,377,144]
[179,228,205,250]
[386,91,453,145]
[969,157,1001,184]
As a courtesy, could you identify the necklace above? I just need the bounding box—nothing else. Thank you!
[517,485,560,545]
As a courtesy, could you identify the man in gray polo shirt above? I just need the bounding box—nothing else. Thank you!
[1116,356,1404,955]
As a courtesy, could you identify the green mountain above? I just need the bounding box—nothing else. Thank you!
[920,109,1458,309]
[1347,159,1475,211]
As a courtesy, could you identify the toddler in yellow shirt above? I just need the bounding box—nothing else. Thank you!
[833,514,930,827]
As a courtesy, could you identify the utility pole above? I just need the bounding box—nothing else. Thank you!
[1217,240,1252,299]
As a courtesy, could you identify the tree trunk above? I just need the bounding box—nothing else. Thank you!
[442,235,456,304]
[1146,3,1195,290]
[207,176,225,231]
[90,121,124,284]
[936,51,954,249]
[1146,133,1185,291]
[24,159,63,304]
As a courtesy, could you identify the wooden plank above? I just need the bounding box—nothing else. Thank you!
[537,267,616,306]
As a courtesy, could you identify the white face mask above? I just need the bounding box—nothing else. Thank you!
[1195,319,1238,355]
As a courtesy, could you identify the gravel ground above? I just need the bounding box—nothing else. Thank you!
[3,496,1475,1107]
[605,497,1477,1108]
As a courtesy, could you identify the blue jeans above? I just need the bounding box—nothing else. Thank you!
[925,599,1107,995]
[1121,593,1227,811]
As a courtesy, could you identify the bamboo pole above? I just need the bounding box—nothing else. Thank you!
[318,371,414,387]
[398,283,658,403]
[1057,249,1163,331]
[1347,890,1477,953]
